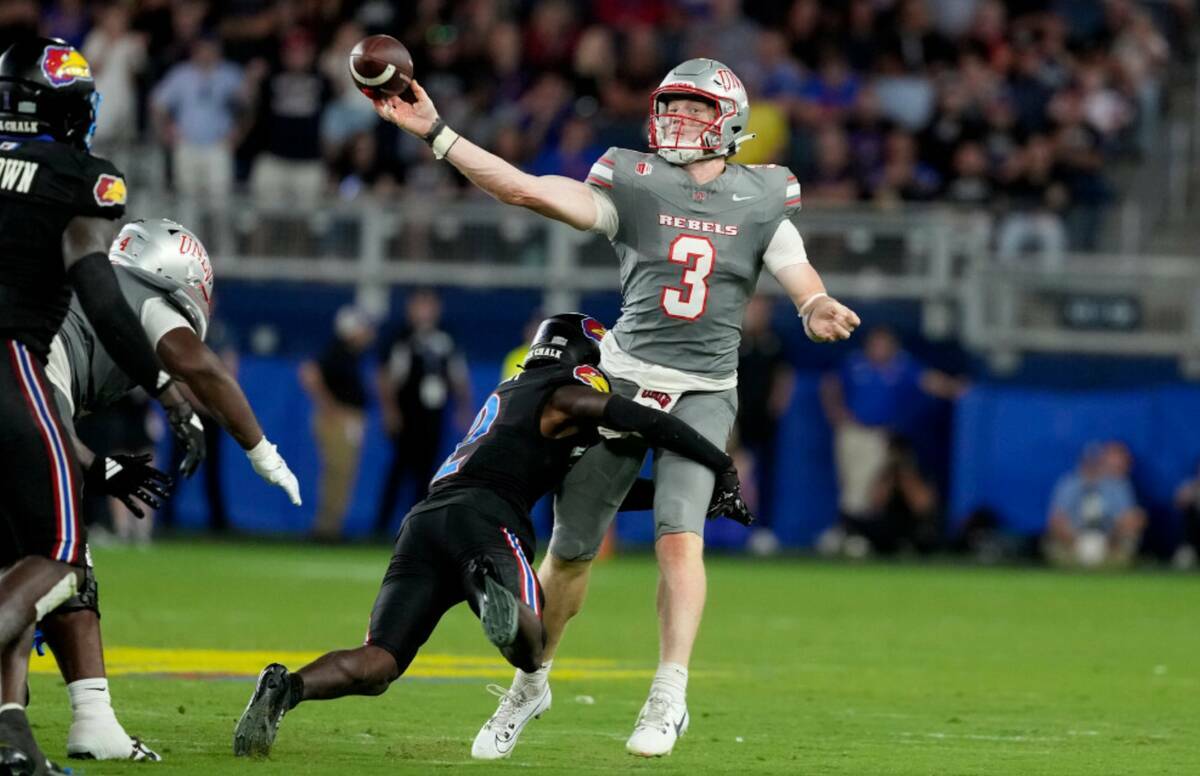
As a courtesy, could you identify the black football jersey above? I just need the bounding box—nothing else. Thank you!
[0,138,127,361]
[427,361,612,517]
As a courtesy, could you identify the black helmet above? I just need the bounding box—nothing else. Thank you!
[0,37,98,149]
[523,313,607,370]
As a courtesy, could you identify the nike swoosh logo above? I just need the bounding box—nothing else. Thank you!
[732,194,754,202]
[673,711,687,737]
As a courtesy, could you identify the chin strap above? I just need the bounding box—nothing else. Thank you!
[728,132,757,155]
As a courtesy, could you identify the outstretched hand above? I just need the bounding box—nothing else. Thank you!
[86,453,173,518]
[372,79,439,137]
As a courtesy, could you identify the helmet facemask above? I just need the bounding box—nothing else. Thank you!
[649,88,733,165]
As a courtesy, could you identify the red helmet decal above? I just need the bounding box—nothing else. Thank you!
[580,316,607,343]
[41,46,92,88]
[573,365,610,393]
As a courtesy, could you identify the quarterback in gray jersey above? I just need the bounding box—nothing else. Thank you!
[34,219,300,762]
[374,57,859,758]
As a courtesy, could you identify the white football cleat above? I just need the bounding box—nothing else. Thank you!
[471,681,551,760]
[67,719,161,761]
[626,693,688,757]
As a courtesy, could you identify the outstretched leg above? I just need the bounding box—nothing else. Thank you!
[294,645,399,701]
[234,512,455,757]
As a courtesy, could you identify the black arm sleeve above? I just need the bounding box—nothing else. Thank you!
[618,477,656,512]
[602,395,732,473]
[67,252,165,396]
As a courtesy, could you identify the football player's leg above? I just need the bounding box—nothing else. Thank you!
[1,620,52,774]
[235,515,455,757]
[628,388,737,757]
[457,518,545,673]
[470,436,644,761]
[38,562,160,762]
[544,430,646,660]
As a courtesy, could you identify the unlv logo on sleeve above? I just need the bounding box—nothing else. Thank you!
[93,174,127,207]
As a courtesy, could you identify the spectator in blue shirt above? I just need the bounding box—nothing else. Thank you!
[820,326,963,538]
[151,35,246,199]
[1045,441,1145,568]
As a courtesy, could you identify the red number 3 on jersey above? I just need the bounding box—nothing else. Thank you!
[660,234,715,321]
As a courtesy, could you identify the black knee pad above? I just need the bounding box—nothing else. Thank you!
[54,564,99,616]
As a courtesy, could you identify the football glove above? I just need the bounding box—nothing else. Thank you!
[164,397,205,477]
[707,467,754,526]
[246,437,302,506]
[85,453,173,519]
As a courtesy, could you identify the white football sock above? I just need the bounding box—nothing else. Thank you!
[67,678,132,758]
[514,660,552,693]
[0,703,24,714]
[650,662,688,706]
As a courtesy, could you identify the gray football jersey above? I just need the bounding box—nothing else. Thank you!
[586,147,801,378]
[54,268,192,414]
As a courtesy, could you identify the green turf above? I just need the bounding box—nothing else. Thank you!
[23,542,1200,775]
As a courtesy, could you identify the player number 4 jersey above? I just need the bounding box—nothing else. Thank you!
[586,147,804,379]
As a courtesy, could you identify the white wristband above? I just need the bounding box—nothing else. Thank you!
[798,292,828,318]
[246,436,274,464]
[431,126,460,160]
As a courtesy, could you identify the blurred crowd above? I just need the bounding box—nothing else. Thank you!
[3,0,1194,256]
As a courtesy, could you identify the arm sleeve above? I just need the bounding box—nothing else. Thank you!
[759,167,802,258]
[763,219,808,275]
[68,253,166,396]
[601,395,732,473]
[589,187,619,239]
[140,298,193,349]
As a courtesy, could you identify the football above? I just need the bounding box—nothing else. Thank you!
[348,34,413,100]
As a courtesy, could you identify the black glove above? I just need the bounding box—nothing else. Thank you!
[707,467,754,526]
[164,395,205,477]
[85,454,173,519]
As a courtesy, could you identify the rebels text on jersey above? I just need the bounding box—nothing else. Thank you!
[0,139,127,360]
[427,363,610,524]
[585,147,802,378]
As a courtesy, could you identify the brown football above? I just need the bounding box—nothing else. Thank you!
[348,34,413,100]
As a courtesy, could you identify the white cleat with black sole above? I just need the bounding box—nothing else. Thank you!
[626,693,688,757]
[471,681,551,760]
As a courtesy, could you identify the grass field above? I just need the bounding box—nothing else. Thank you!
[23,542,1200,775]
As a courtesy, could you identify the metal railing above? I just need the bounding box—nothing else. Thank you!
[131,195,1200,377]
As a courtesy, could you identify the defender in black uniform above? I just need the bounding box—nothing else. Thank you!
[233,313,751,759]
[0,38,202,775]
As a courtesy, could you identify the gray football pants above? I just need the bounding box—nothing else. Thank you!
[548,376,737,562]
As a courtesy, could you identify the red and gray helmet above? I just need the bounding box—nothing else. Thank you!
[109,219,214,341]
[648,58,754,165]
